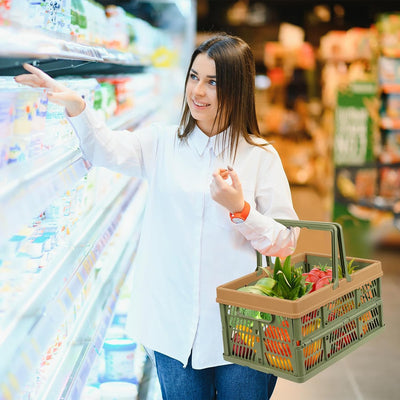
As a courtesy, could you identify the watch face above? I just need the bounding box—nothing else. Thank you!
[231,217,244,224]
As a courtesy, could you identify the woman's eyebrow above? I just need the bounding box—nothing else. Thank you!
[191,68,216,79]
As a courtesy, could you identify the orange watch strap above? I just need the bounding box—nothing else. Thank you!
[229,201,250,222]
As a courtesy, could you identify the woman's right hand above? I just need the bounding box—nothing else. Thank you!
[14,63,86,117]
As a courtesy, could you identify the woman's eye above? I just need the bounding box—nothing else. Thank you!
[209,80,217,86]
[190,73,198,80]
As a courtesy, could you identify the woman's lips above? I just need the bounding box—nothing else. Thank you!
[192,99,210,108]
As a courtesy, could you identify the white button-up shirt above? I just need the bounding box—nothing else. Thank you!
[68,107,298,369]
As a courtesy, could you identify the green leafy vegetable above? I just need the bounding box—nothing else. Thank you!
[238,255,312,301]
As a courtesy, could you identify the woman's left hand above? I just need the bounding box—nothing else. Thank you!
[210,167,245,213]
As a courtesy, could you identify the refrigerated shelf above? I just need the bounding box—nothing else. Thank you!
[107,99,161,131]
[0,4,194,399]
[0,98,157,246]
[0,147,89,245]
[0,25,148,77]
[38,183,147,400]
[0,176,146,400]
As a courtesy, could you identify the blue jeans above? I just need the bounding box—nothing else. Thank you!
[154,351,277,400]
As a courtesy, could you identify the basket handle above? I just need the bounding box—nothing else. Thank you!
[257,219,350,289]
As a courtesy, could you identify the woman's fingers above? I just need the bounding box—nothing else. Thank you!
[228,168,242,190]
[22,63,52,84]
[14,72,45,88]
[210,167,244,213]
[14,63,85,116]
[15,63,60,91]
[219,168,229,180]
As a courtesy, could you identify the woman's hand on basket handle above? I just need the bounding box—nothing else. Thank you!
[210,166,245,213]
[14,63,86,117]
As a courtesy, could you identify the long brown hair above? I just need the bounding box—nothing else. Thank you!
[177,33,267,161]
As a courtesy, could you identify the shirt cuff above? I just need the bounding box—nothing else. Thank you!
[233,206,274,233]
[66,106,99,135]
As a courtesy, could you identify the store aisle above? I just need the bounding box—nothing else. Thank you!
[271,186,400,400]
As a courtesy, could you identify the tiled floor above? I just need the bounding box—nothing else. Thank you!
[272,187,400,400]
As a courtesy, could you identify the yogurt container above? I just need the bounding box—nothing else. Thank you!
[100,381,138,400]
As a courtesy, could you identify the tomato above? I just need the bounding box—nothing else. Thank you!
[303,266,333,294]
[305,271,320,283]
[311,266,332,277]
[315,276,331,290]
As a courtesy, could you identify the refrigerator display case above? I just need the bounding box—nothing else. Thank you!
[0,1,196,399]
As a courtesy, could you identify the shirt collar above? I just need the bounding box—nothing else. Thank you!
[188,125,229,157]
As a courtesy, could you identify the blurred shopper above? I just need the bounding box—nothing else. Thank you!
[15,34,298,400]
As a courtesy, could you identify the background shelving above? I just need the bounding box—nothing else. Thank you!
[331,13,400,254]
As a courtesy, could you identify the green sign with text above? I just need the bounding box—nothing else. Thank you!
[334,81,377,166]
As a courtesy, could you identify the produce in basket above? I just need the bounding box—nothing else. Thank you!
[303,259,356,293]
[237,256,358,300]
[238,256,312,300]
[303,265,331,292]
[232,256,361,358]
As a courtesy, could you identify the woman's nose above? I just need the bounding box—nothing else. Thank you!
[194,81,205,96]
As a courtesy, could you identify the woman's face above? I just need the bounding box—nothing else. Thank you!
[186,53,220,136]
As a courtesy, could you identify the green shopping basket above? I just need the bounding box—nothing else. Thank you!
[216,220,384,383]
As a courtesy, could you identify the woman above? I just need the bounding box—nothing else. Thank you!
[15,33,298,399]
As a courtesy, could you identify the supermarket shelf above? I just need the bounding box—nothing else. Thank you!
[0,101,157,245]
[0,177,145,400]
[380,115,400,130]
[380,83,400,94]
[107,99,161,131]
[0,24,149,77]
[0,146,90,245]
[335,161,400,171]
[0,6,190,400]
[335,163,400,218]
[318,55,374,64]
[336,197,400,217]
[381,47,400,58]
[61,242,137,400]
[0,57,147,78]
[40,184,147,400]
[0,174,132,346]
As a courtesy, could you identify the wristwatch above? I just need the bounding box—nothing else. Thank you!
[229,201,250,224]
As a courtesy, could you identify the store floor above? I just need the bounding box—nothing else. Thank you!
[272,186,400,400]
